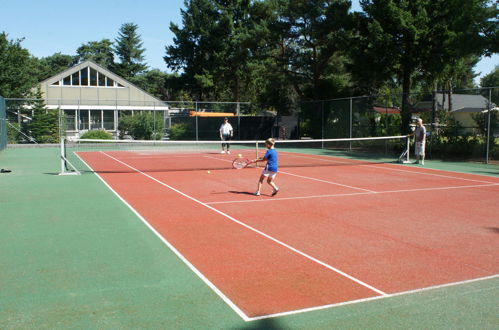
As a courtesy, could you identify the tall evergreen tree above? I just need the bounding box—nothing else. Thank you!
[113,23,147,78]
[353,0,497,133]
[26,88,60,143]
[270,0,354,101]
[76,39,115,68]
[165,0,269,102]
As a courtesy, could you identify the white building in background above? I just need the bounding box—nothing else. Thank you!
[38,60,169,138]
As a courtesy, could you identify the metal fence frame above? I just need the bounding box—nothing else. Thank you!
[0,96,6,151]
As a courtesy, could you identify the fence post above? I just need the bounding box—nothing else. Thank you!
[195,101,198,141]
[486,88,492,164]
[349,97,353,150]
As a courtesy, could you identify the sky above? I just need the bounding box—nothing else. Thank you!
[1,0,497,84]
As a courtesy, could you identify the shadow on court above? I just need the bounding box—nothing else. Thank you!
[233,318,285,330]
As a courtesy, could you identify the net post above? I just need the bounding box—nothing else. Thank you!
[59,137,80,176]
[405,135,410,162]
[255,141,259,168]
[60,137,66,174]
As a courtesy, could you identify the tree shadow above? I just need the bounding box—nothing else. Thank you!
[233,318,285,330]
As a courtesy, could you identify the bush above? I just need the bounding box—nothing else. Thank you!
[168,123,190,140]
[80,129,113,139]
[118,112,164,140]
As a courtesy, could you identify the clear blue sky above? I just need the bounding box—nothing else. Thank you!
[1,0,497,84]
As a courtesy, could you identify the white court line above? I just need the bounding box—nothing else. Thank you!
[74,153,250,321]
[367,163,499,184]
[99,151,388,302]
[206,183,499,205]
[279,170,377,193]
[246,273,499,321]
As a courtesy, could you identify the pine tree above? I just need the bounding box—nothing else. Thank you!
[113,23,147,78]
[26,88,60,143]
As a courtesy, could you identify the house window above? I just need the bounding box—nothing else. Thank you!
[79,110,89,130]
[90,110,102,129]
[64,110,76,131]
[80,67,88,86]
[103,110,114,130]
[51,66,127,88]
[72,72,80,86]
[98,72,106,86]
[90,68,98,86]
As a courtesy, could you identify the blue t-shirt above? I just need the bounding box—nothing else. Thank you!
[264,148,278,172]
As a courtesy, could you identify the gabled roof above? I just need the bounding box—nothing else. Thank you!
[40,60,162,103]
[414,93,496,113]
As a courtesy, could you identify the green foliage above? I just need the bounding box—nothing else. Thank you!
[7,121,21,143]
[35,53,77,82]
[118,112,164,140]
[480,66,499,104]
[471,110,498,147]
[0,32,39,98]
[168,123,190,140]
[80,129,114,140]
[76,39,115,68]
[128,70,176,100]
[353,0,496,133]
[26,109,59,143]
[113,23,147,78]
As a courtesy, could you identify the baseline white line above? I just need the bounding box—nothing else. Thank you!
[246,273,499,321]
[206,183,499,205]
[101,151,388,298]
[75,153,251,322]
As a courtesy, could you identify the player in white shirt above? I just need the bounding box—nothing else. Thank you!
[219,117,233,154]
[409,118,426,165]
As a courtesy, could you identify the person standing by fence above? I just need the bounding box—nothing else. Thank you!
[409,118,426,165]
[219,117,233,154]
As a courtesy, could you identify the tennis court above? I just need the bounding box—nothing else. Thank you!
[69,138,499,319]
[1,140,498,328]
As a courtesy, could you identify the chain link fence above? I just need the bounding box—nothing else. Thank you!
[0,96,6,151]
[4,86,498,162]
[298,87,498,163]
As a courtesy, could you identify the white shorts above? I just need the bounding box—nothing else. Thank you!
[415,141,425,156]
[261,168,277,179]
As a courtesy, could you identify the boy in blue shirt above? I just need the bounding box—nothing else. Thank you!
[253,138,279,196]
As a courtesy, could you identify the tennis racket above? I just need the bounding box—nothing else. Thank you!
[232,158,251,169]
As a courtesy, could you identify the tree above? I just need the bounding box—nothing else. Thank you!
[36,52,77,81]
[76,39,115,68]
[480,65,499,104]
[129,69,172,100]
[0,32,39,98]
[270,0,354,101]
[353,0,496,133]
[113,23,147,78]
[117,112,164,140]
[165,0,269,102]
[25,88,60,143]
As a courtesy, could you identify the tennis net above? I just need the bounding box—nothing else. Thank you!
[59,135,410,175]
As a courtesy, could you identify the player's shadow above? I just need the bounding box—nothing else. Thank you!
[229,190,256,196]
[486,227,499,234]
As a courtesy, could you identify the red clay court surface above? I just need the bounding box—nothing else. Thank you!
[76,149,499,321]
